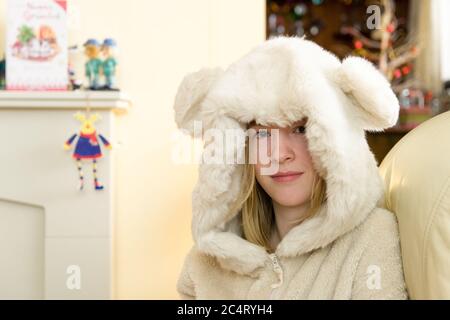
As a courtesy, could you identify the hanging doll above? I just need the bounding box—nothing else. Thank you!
[64,112,111,190]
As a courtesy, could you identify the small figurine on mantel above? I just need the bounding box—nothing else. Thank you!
[0,55,5,90]
[68,45,82,90]
[101,38,119,91]
[83,39,102,90]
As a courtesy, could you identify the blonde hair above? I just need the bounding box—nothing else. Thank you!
[232,130,327,253]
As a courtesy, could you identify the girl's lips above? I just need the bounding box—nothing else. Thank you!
[270,172,304,183]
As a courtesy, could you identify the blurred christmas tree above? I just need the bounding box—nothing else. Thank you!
[340,0,419,92]
[267,0,414,91]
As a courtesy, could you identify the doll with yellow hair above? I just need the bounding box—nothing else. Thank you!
[64,112,111,190]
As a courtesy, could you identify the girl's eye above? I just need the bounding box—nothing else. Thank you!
[294,125,306,134]
[256,129,270,138]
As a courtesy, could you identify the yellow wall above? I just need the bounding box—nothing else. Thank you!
[0,0,265,299]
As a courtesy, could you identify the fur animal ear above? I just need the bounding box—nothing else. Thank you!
[173,67,224,136]
[336,56,400,132]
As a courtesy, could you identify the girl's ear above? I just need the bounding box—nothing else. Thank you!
[173,67,224,136]
[336,56,400,132]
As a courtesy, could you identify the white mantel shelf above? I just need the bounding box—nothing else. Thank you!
[0,90,130,110]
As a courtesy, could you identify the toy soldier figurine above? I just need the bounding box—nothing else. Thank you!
[101,38,118,90]
[83,39,102,90]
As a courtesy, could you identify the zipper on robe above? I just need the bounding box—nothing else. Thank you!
[268,253,284,299]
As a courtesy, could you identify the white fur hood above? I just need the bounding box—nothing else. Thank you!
[173,36,400,277]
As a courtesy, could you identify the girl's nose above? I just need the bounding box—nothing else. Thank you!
[272,132,295,164]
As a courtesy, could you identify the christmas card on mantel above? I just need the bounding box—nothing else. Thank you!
[6,0,68,91]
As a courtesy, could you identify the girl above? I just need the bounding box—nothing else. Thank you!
[174,36,407,299]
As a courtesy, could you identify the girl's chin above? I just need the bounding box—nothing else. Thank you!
[272,196,309,207]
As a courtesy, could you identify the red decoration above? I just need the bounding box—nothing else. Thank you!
[354,40,363,50]
[386,23,395,33]
[401,65,411,75]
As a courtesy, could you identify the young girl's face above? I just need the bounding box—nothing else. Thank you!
[249,119,315,207]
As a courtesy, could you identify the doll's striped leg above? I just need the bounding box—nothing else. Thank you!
[92,159,104,190]
[76,158,84,190]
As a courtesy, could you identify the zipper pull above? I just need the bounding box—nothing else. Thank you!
[269,253,284,289]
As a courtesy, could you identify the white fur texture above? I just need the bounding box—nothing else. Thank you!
[173,36,400,276]
[337,56,400,132]
[173,67,224,136]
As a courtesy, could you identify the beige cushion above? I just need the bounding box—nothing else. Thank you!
[379,111,450,299]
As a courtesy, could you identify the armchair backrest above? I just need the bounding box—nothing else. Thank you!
[379,111,450,299]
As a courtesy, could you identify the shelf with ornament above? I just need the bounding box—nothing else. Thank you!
[0,90,131,113]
